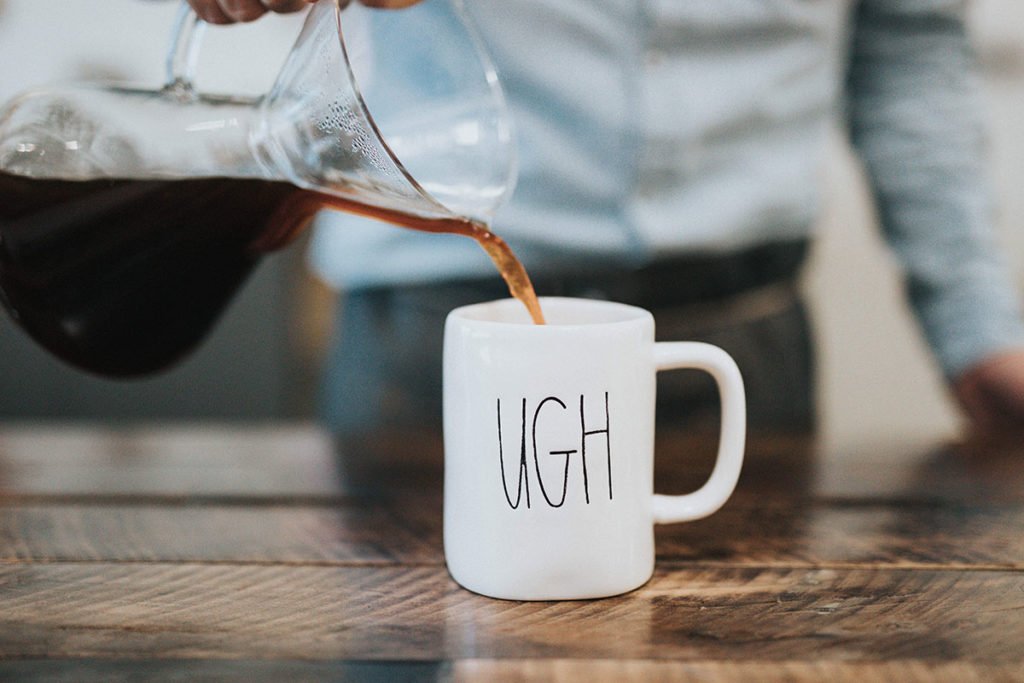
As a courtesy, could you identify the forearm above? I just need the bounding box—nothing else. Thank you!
[845,0,1024,379]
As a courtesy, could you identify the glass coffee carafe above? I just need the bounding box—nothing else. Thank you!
[0,0,519,377]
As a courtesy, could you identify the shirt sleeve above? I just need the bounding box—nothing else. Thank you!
[844,0,1024,380]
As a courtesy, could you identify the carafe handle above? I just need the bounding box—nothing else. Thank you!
[165,2,207,94]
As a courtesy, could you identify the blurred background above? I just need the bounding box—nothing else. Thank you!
[0,0,1021,450]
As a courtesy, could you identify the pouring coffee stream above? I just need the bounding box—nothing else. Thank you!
[0,0,543,377]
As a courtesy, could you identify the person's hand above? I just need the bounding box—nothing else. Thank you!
[187,0,308,24]
[187,0,421,25]
[953,348,1024,438]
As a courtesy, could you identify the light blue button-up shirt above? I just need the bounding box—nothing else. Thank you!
[310,0,1024,378]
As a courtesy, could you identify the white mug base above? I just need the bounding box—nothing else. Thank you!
[446,563,654,601]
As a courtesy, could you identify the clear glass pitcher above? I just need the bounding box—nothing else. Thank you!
[0,0,517,377]
[0,0,516,219]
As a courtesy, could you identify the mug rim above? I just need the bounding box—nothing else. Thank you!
[447,296,652,329]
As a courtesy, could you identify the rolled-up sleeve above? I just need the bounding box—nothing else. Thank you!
[845,0,1024,379]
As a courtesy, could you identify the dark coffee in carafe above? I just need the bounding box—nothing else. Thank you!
[0,171,543,377]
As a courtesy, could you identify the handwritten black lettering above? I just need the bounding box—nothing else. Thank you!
[496,398,530,509]
[581,391,612,501]
[533,396,571,508]
[496,392,614,510]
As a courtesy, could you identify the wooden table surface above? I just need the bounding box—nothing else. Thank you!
[0,423,1022,681]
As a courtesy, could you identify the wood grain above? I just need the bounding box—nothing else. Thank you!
[4,425,1023,503]
[812,437,1024,503]
[0,659,1018,683]
[1,563,1022,662]
[656,502,1024,568]
[0,660,448,683]
[451,660,1024,683]
[0,424,343,498]
[2,501,1024,569]
[3,424,1024,679]
[0,503,440,565]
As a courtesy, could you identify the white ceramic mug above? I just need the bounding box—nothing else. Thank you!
[443,297,746,600]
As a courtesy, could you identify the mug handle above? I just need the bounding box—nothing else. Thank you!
[651,342,746,523]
